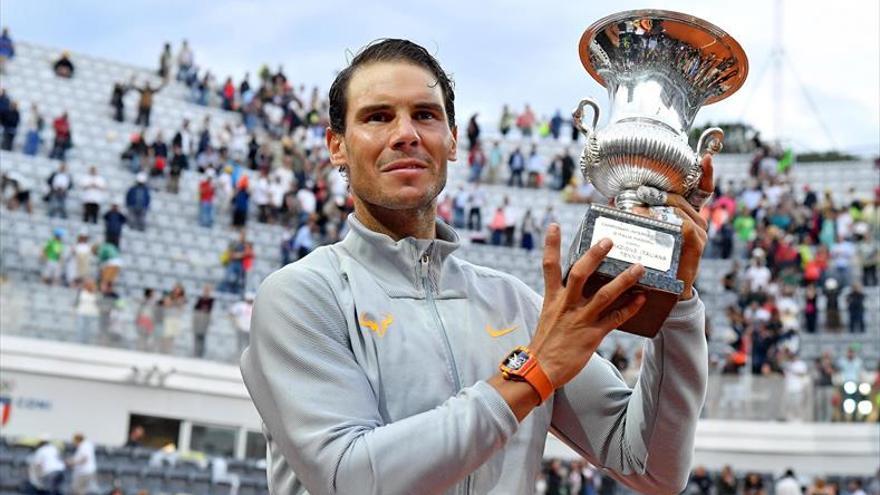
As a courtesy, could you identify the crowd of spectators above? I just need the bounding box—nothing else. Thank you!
[536,459,879,495]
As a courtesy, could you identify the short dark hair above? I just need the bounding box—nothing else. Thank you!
[328,39,455,134]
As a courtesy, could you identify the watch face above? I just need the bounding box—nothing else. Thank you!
[504,349,530,371]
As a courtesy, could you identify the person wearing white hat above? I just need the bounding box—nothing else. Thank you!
[67,433,98,495]
[126,173,151,231]
[26,434,65,494]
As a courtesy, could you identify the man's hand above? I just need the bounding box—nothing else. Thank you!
[633,153,714,300]
[528,224,646,389]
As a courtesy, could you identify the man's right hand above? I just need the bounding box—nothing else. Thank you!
[529,224,646,389]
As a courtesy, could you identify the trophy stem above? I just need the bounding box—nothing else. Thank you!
[615,190,641,212]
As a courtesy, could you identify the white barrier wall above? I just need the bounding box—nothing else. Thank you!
[2,335,878,476]
[0,335,261,447]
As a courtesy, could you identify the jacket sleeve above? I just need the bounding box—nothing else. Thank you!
[549,293,708,495]
[239,260,519,495]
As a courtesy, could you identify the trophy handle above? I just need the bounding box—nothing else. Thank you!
[696,127,724,156]
[572,97,601,136]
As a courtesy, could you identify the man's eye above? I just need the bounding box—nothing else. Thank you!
[415,111,436,120]
[367,113,391,123]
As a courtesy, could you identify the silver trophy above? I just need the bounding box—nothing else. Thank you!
[565,10,748,337]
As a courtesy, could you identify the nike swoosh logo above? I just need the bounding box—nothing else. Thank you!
[485,324,518,338]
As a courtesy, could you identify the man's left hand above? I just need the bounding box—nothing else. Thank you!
[631,153,713,300]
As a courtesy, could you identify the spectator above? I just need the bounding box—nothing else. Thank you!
[95,241,122,292]
[110,81,128,122]
[486,206,504,246]
[40,228,65,285]
[80,165,106,224]
[220,230,249,294]
[452,185,467,229]
[824,277,843,331]
[132,287,157,351]
[781,349,809,421]
[102,200,127,248]
[526,144,544,188]
[131,79,167,127]
[25,435,65,495]
[48,111,72,160]
[160,283,186,354]
[52,50,74,78]
[498,104,513,137]
[292,215,317,259]
[198,169,216,227]
[688,465,713,495]
[508,146,525,187]
[0,99,19,150]
[158,42,172,80]
[3,170,33,213]
[846,479,867,495]
[231,181,250,228]
[549,110,563,141]
[716,465,739,495]
[836,345,865,384]
[743,472,767,495]
[125,173,151,231]
[467,183,485,231]
[168,143,188,194]
[0,27,14,73]
[804,284,819,333]
[176,39,194,81]
[192,284,215,358]
[23,103,44,155]
[67,233,95,287]
[467,141,485,183]
[466,113,480,151]
[45,162,72,218]
[253,168,272,222]
[516,103,535,137]
[807,477,836,495]
[66,433,98,495]
[229,292,254,353]
[125,425,146,448]
[846,282,866,333]
[486,140,503,184]
[520,208,536,251]
[775,469,801,495]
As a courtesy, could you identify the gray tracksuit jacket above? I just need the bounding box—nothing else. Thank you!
[240,215,708,495]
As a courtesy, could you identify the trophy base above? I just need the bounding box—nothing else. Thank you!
[564,203,684,338]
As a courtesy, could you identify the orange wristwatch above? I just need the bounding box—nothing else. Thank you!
[499,346,555,404]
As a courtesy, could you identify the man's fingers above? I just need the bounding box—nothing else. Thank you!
[596,293,646,332]
[698,153,715,194]
[666,194,708,232]
[565,238,613,307]
[686,153,715,209]
[584,263,644,318]
[542,223,562,297]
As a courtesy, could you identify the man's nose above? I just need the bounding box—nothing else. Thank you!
[390,115,420,150]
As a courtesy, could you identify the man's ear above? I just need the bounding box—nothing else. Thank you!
[326,127,347,166]
[448,125,458,162]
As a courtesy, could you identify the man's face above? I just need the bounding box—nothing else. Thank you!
[327,61,457,212]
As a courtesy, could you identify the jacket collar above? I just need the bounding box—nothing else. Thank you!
[338,214,467,299]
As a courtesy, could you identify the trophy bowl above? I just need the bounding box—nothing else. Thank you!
[566,10,748,337]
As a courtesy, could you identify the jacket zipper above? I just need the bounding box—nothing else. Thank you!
[421,253,471,495]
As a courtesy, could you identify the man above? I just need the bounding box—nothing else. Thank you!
[80,166,106,224]
[103,200,127,248]
[131,79,167,127]
[26,435,65,494]
[229,292,254,354]
[126,173,151,231]
[774,469,801,495]
[67,433,98,495]
[0,99,19,150]
[45,162,72,218]
[241,39,711,495]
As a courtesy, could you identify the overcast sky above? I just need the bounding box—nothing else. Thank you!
[3,0,878,156]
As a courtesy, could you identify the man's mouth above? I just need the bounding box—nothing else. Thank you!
[381,159,429,172]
